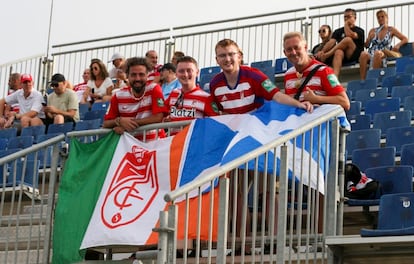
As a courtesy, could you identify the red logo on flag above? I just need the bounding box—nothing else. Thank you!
[101,145,159,228]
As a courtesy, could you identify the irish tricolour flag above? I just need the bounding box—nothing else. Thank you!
[52,102,349,264]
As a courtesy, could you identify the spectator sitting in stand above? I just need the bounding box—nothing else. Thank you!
[83,58,114,105]
[108,52,128,90]
[171,51,185,66]
[160,63,181,99]
[0,74,45,129]
[312,25,333,66]
[359,9,408,80]
[74,68,90,103]
[317,8,365,77]
[145,50,162,84]
[1,73,22,124]
[44,73,79,127]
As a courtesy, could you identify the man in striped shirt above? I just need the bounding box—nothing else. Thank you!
[103,57,168,141]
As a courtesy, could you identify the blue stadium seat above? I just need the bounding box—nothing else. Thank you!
[399,42,414,57]
[403,96,414,116]
[90,101,109,112]
[7,136,34,149]
[20,125,46,144]
[366,67,396,86]
[74,119,101,131]
[391,85,414,107]
[354,87,388,108]
[405,64,414,79]
[47,122,74,135]
[348,114,371,131]
[84,110,106,125]
[251,60,273,69]
[345,129,381,160]
[274,57,292,74]
[351,146,396,172]
[372,110,412,137]
[386,126,414,155]
[346,101,362,117]
[346,78,378,100]
[200,66,221,75]
[395,56,414,73]
[199,73,216,92]
[347,165,412,208]
[0,127,18,140]
[7,159,40,188]
[0,138,8,151]
[381,73,413,95]
[364,98,400,120]
[79,103,90,120]
[361,192,414,237]
[400,143,414,172]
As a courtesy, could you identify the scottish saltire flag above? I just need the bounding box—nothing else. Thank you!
[52,102,348,264]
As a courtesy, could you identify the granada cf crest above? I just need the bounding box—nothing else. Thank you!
[101,145,158,228]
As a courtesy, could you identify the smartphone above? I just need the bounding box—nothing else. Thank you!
[91,88,95,94]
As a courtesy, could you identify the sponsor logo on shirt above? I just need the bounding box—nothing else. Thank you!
[261,79,276,92]
[327,74,340,88]
[157,98,165,107]
[170,107,196,118]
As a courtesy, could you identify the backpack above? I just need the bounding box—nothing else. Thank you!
[344,163,380,200]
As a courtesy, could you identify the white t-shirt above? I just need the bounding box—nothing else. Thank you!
[5,89,45,118]
[87,77,113,97]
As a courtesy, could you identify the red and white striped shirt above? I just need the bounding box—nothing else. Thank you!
[210,65,279,114]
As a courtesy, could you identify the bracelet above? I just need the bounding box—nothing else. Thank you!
[115,117,121,127]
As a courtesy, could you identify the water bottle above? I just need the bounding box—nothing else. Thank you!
[282,59,288,72]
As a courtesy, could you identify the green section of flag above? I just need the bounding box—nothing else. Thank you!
[52,132,120,264]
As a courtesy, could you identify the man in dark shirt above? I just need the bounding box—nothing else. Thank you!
[317,8,365,77]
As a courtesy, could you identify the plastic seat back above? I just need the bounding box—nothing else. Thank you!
[352,146,396,172]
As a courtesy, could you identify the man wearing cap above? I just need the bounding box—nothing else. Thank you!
[0,73,45,129]
[108,52,128,91]
[160,63,181,99]
[44,73,79,126]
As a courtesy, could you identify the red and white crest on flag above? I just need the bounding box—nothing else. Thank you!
[101,145,158,228]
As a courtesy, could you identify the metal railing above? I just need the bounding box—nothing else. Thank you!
[1,0,413,97]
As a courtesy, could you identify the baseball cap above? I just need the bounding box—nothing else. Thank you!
[160,63,176,73]
[49,73,66,85]
[20,73,33,83]
[108,52,124,63]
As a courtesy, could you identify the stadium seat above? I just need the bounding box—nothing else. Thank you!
[403,96,414,115]
[79,103,90,120]
[199,73,216,92]
[199,66,221,75]
[372,110,412,137]
[398,42,414,57]
[386,126,414,155]
[275,57,292,74]
[0,138,8,151]
[400,143,414,172]
[366,67,396,86]
[47,122,74,135]
[364,98,400,120]
[7,136,34,149]
[20,125,46,144]
[74,119,101,131]
[391,85,414,107]
[8,159,40,188]
[395,56,414,73]
[346,101,362,117]
[90,101,109,112]
[345,129,381,160]
[346,78,378,100]
[354,87,388,108]
[351,146,396,172]
[381,73,413,95]
[0,127,18,140]
[84,110,106,125]
[347,165,412,208]
[360,192,414,237]
[251,59,273,69]
[348,114,371,131]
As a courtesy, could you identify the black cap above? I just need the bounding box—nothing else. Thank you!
[160,63,176,73]
[49,73,66,85]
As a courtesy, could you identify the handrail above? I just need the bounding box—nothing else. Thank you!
[164,105,345,202]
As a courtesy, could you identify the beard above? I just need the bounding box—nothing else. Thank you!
[131,80,146,94]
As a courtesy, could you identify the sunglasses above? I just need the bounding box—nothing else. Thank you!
[92,66,99,71]
[51,83,59,88]
[318,29,327,34]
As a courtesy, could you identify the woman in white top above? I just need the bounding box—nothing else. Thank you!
[83,58,113,103]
